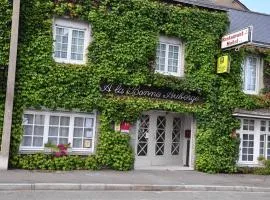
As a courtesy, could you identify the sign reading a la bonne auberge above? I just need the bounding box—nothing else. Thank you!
[100,83,202,104]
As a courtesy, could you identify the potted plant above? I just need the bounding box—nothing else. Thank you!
[44,142,57,153]
[54,143,71,157]
[257,155,265,166]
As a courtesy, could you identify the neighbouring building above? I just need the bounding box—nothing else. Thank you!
[0,0,270,172]
[228,9,270,166]
[173,0,249,11]
[215,0,249,10]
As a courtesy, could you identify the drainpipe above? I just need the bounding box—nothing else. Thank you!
[0,0,21,170]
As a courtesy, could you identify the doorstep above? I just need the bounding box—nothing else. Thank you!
[134,165,194,171]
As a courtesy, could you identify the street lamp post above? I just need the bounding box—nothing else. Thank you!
[0,0,21,170]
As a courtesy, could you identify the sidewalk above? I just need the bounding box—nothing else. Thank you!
[0,169,270,192]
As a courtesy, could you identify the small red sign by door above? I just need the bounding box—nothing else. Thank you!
[120,122,131,133]
[185,130,191,139]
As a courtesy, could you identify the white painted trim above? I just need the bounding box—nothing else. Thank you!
[53,17,91,65]
[19,110,97,155]
[242,55,262,95]
[259,58,264,91]
[236,117,270,166]
[43,114,50,145]
[189,115,196,170]
[134,111,194,169]
[159,36,181,45]
[233,113,270,119]
[237,163,263,168]
[155,36,184,78]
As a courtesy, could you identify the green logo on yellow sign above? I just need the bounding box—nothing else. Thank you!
[217,55,230,74]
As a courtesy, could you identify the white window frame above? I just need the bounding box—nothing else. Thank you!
[242,55,263,95]
[259,121,270,160]
[237,118,270,166]
[20,110,97,154]
[53,18,91,65]
[155,36,184,77]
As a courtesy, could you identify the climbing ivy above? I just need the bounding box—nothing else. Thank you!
[0,0,11,66]
[0,0,269,172]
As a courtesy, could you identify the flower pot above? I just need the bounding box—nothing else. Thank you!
[44,147,52,153]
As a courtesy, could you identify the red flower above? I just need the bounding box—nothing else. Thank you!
[54,152,62,157]
[60,150,67,156]
[57,144,67,150]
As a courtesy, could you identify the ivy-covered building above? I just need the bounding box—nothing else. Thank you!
[0,0,270,172]
[228,9,270,166]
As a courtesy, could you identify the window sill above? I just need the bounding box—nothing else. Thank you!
[19,149,93,156]
[243,90,259,95]
[54,58,86,65]
[237,162,259,167]
[155,71,184,78]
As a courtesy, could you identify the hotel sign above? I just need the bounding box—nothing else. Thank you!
[217,55,230,74]
[221,27,252,49]
[100,83,202,104]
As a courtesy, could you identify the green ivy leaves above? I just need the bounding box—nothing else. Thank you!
[1,0,268,172]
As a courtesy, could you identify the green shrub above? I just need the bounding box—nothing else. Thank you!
[237,167,257,174]
[253,157,270,175]
[254,167,270,175]
[195,129,239,173]
[263,159,270,168]
[257,155,265,162]
[85,155,100,170]
[10,154,100,171]
[96,130,134,171]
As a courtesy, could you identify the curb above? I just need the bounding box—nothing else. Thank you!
[1,183,270,192]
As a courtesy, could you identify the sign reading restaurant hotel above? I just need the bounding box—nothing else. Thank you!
[221,27,252,49]
[100,83,202,104]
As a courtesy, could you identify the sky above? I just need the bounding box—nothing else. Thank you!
[240,0,270,14]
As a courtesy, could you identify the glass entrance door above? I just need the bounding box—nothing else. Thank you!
[136,112,183,167]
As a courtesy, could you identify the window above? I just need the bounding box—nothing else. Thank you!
[155,36,184,77]
[48,116,70,145]
[22,114,45,148]
[73,117,94,149]
[243,55,262,95]
[240,119,255,162]
[53,18,91,64]
[21,110,96,153]
[241,133,254,161]
[259,121,270,160]
[238,118,270,165]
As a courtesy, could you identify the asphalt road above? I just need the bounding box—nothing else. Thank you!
[0,191,270,200]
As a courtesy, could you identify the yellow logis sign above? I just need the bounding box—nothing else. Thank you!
[217,55,230,74]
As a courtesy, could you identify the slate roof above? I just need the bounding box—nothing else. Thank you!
[171,0,270,48]
[172,0,227,10]
[173,0,249,11]
[228,9,270,47]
